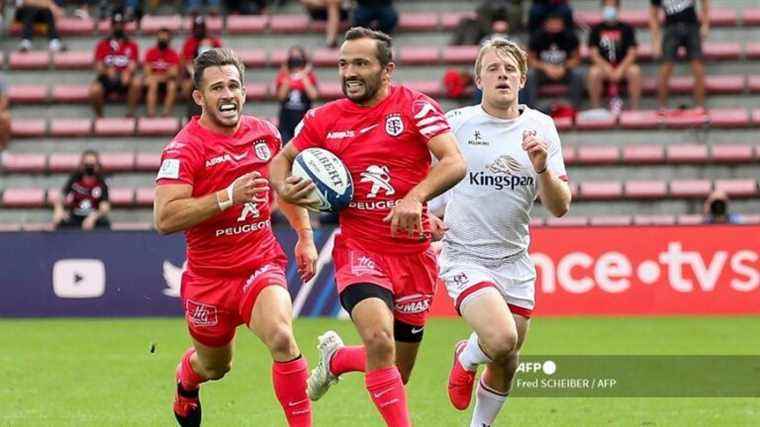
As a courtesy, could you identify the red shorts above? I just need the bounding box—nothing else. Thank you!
[333,236,438,327]
[181,260,287,347]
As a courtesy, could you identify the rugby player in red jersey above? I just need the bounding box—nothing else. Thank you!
[270,27,467,426]
[154,48,315,427]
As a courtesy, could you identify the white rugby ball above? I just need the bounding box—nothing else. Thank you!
[291,147,354,213]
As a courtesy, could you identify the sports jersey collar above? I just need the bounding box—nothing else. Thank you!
[190,115,252,145]
[479,104,528,126]
[339,85,398,113]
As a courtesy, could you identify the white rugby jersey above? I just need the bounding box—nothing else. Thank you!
[431,104,568,262]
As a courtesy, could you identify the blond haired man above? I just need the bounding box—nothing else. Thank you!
[430,38,571,426]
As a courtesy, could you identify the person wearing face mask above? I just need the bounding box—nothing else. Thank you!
[140,28,181,117]
[181,15,222,117]
[703,190,742,224]
[53,150,112,230]
[275,46,319,144]
[587,0,640,112]
[89,11,141,117]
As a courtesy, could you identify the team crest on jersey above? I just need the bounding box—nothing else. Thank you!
[487,155,524,175]
[360,165,395,198]
[385,114,404,137]
[254,141,271,161]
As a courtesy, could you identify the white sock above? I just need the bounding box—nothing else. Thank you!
[458,332,492,371]
[470,379,508,427]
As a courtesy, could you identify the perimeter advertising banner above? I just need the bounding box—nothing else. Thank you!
[0,225,758,317]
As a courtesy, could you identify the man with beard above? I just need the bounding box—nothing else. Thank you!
[53,150,112,230]
[154,48,315,427]
[89,11,141,117]
[270,27,467,427]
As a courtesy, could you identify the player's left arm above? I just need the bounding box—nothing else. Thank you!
[523,131,571,217]
[276,196,317,282]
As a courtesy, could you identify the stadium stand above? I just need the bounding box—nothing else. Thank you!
[0,0,758,229]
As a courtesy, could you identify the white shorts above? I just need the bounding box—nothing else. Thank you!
[439,251,536,318]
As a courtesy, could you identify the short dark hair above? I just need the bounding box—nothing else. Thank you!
[344,26,393,67]
[193,47,245,90]
[81,149,100,163]
[157,27,171,36]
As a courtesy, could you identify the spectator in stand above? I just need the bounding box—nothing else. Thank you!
[89,11,140,117]
[275,46,318,144]
[649,0,708,114]
[0,74,10,151]
[703,190,741,224]
[351,0,398,35]
[300,0,350,47]
[53,150,112,230]
[587,0,640,112]
[16,0,64,52]
[224,0,268,14]
[185,0,221,15]
[451,0,523,46]
[523,12,584,111]
[181,15,222,116]
[528,0,574,32]
[139,28,180,118]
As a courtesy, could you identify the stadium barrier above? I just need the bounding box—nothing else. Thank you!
[0,225,758,317]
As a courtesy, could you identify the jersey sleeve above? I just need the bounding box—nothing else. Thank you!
[264,119,283,152]
[155,138,202,186]
[100,180,110,202]
[543,118,569,181]
[409,93,451,144]
[290,108,324,151]
[94,40,107,62]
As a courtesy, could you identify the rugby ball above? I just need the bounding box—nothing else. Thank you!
[291,148,353,213]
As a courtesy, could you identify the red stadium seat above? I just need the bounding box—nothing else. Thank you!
[1,153,47,173]
[182,15,223,33]
[545,216,588,227]
[140,15,183,34]
[677,214,704,225]
[50,118,92,137]
[624,180,668,199]
[137,117,180,136]
[711,144,754,162]
[575,114,616,131]
[311,48,340,67]
[111,222,152,230]
[10,118,47,138]
[226,15,270,34]
[100,152,135,172]
[52,50,93,70]
[8,84,48,103]
[96,20,137,35]
[0,223,23,231]
[319,82,343,100]
[748,75,760,92]
[529,217,545,227]
[2,188,46,208]
[746,43,760,60]
[441,45,479,64]
[136,152,161,172]
[753,109,760,126]
[741,214,760,224]
[669,179,712,197]
[47,153,81,172]
[135,188,155,206]
[574,10,601,27]
[666,143,709,163]
[398,13,439,31]
[714,179,757,197]
[708,108,751,128]
[8,51,49,70]
[57,17,95,35]
[108,188,135,207]
[632,215,677,225]
[579,182,623,200]
[709,8,738,26]
[561,145,577,165]
[399,47,440,65]
[553,116,573,132]
[52,85,90,103]
[405,80,443,98]
[619,9,649,27]
[244,83,269,101]
[744,8,760,26]
[663,109,709,129]
[575,146,619,164]
[622,145,665,164]
[440,11,476,30]
[46,188,62,205]
[619,110,661,129]
[94,118,136,136]
[21,223,55,231]
[270,15,309,33]
[238,49,268,68]
[636,43,654,62]
[703,42,741,60]
[589,216,632,226]
[705,75,745,94]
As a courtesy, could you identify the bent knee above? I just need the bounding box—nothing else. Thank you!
[202,362,232,380]
[264,324,297,354]
[482,330,519,361]
[363,328,395,358]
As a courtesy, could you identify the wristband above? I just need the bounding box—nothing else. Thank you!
[217,187,233,211]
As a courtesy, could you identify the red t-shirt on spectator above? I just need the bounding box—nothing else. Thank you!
[145,46,181,74]
[181,37,223,62]
[275,68,318,92]
[94,37,139,70]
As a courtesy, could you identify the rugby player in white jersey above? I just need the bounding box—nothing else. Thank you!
[429,38,571,426]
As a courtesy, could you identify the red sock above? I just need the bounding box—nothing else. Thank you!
[178,348,207,391]
[365,366,411,427]
[272,356,312,427]
[329,346,367,376]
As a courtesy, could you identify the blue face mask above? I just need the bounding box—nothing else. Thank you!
[602,6,618,23]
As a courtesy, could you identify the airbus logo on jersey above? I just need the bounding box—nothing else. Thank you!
[205,151,248,168]
[327,130,355,140]
[394,294,432,314]
[467,130,490,146]
[469,155,534,190]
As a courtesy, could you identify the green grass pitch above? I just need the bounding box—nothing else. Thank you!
[1,316,758,426]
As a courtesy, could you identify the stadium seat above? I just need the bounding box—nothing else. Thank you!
[96,20,137,35]
[666,143,709,163]
[8,51,49,70]
[319,82,343,100]
[10,118,47,138]
[636,43,654,62]
[238,49,268,68]
[311,48,340,67]
[545,216,588,227]
[589,216,632,226]
[622,145,665,164]
[663,110,709,129]
[2,188,46,208]
[398,13,439,32]
[100,152,135,172]
[575,114,616,131]
[183,15,223,32]
[619,110,661,129]
[137,117,180,136]
[711,144,754,162]
[575,146,619,164]
[709,8,738,26]
[753,109,760,125]
[57,17,95,35]
[135,188,155,206]
[111,222,152,230]
[706,75,745,94]
[440,11,476,30]
[270,15,310,33]
[52,50,92,70]
[46,189,61,205]
[1,153,47,173]
[52,85,90,103]
[399,47,440,65]
[741,214,760,224]
[669,179,712,197]
[50,119,93,138]
[748,75,760,92]
[632,215,677,226]
[226,15,270,34]
[136,152,161,172]
[405,80,443,98]
[21,222,55,231]
[744,8,760,26]
[708,108,751,128]
[108,188,135,207]
[561,146,577,165]
[8,84,48,103]
[94,118,136,136]
[746,43,760,60]
[624,180,668,199]
[140,15,183,34]
[47,153,81,173]
[244,83,269,101]
[574,10,601,27]
[704,42,742,61]
[619,9,649,27]
[714,179,757,197]
[529,217,545,227]
[441,45,478,64]
[676,214,704,225]
[553,116,573,132]
[0,223,23,231]
[579,182,623,200]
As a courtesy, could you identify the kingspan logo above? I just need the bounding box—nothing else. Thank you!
[469,155,534,190]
